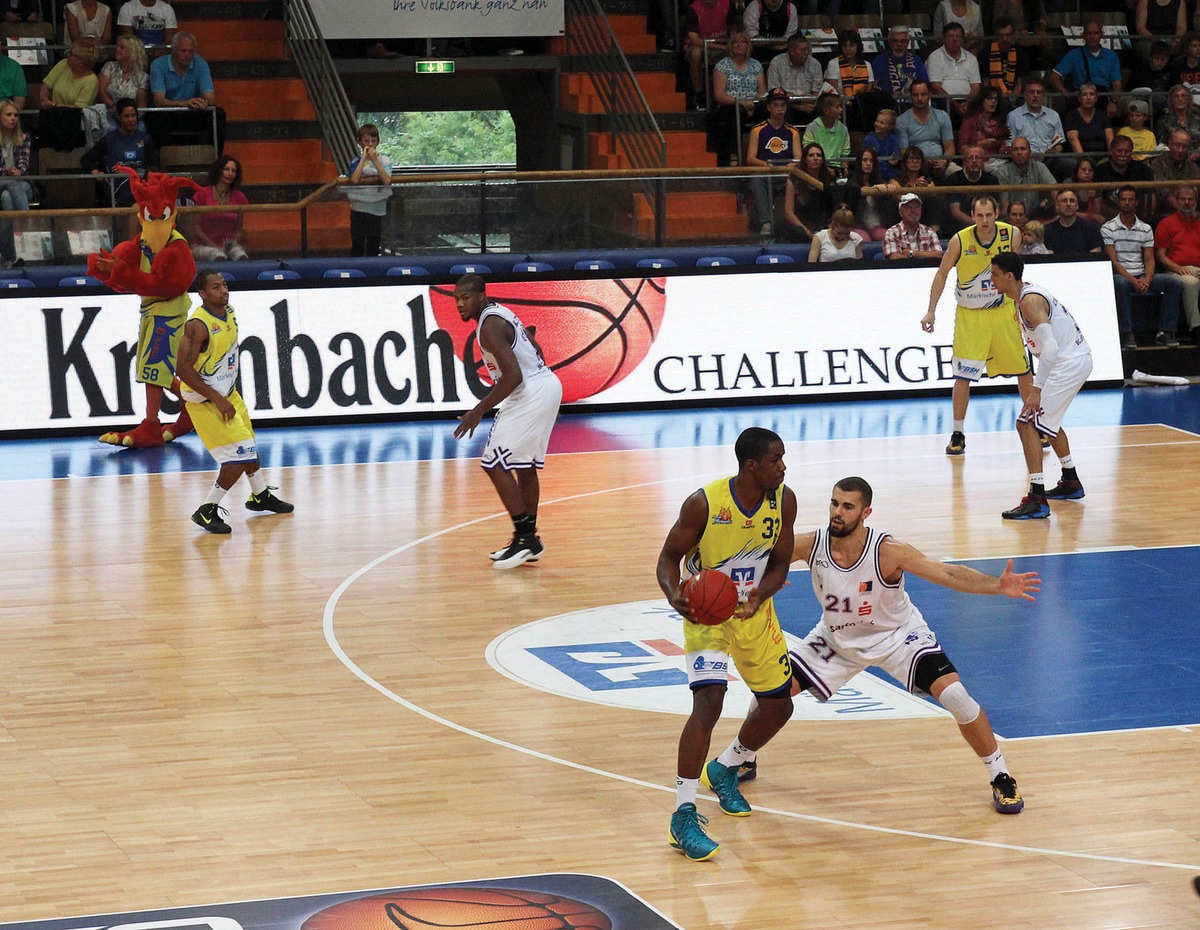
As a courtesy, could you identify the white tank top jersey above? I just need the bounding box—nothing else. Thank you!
[807,526,926,653]
[477,303,551,387]
[1018,283,1091,362]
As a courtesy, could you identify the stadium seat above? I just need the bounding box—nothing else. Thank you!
[512,262,554,273]
[755,254,794,265]
[58,276,102,286]
[323,268,366,279]
[574,259,616,271]
[258,270,301,280]
[386,266,430,277]
[861,242,884,260]
[874,250,888,260]
[1,278,34,288]
[219,272,235,281]
[696,256,736,267]
[450,263,491,275]
[636,258,677,269]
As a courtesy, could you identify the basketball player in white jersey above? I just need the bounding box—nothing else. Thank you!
[787,476,1040,813]
[452,274,564,569]
[990,252,1094,521]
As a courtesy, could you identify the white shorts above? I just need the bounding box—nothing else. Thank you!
[481,372,563,470]
[1020,353,1092,437]
[788,619,947,699]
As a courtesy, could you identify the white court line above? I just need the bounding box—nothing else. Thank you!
[322,471,1200,874]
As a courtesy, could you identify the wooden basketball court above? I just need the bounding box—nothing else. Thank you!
[1,391,1198,929]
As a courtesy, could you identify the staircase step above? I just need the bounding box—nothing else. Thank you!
[245,202,350,253]
[216,78,316,121]
[186,18,283,43]
[199,38,287,60]
[173,0,275,18]
[226,120,322,142]
[634,191,739,218]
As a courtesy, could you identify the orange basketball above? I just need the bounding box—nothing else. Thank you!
[429,278,667,403]
[681,570,740,626]
[300,887,612,930]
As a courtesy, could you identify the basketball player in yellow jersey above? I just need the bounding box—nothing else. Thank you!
[922,193,1034,456]
[176,270,293,535]
[657,427,797,861]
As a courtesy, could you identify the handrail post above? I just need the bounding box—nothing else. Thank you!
[478,179,489,254]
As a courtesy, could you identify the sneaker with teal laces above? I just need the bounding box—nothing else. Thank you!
[668,803,719,861]
[700,759,752,816]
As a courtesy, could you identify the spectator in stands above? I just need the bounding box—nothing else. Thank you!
[927,23,981,124]
[803,92,850,169]
[979,17,1028,99]
[1043,188,1103,254]
[682,0,732,111]
[117,0,177,48]
[1152,128,1200,217]
[995,135,1055,218]
[883,192,944,259]
[849,147,898,240]
[63,0,112,45]
[872,25,928,104]
[1134,0,1188,59]
[81,97,154,206]
[933,0,983,48]
[1127,41,1174,114]
[1064,82,1114,162]
[782,141,835,242]
[1049,19,1124,113]
[746,86,801,236]
[896,80,954,163]
[1005,77,1064,171]
[2,0,38,22]
[823,30,875,101]
[893,145,946,232]
[741,0,797,64]
[0,99,31,268]
[957,85,1007,159]
[41,38,100,109]
[0,52,28,111]
[1157,84,1200,148]
[1154,185,1200,341]
[1072,156,1106,223]
[1021,219,1049,253]
[99,35,149,128]
[710,29,765,165]
[940,143,998,232]
[1118,99,1156,158]
[991,0,1046,38]
[1173,33,1200,88]
[809,205,864,262]
[1094,135,1155,220]
[346,123,393,257]
[766,33,822,125]
[190,155,249,262]
[149,31,227,155]
[1007,199,1029,233]
[1103,184,1184,348]
[863,108,901,180]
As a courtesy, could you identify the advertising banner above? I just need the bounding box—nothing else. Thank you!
[307,0,564,40]
[0,262,1122,435]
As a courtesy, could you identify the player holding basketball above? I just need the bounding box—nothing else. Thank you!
[657,427,797,861]
[787,476,1039,812]
[922,194,1034,456]
[452,274,564,570]
[177,269,294,534]
[990,252,1094,520]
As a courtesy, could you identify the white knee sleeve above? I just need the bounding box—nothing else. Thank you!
[938,681,981,725]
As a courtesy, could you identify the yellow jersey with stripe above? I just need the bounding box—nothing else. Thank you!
[684,477,786,603]
[139,230,193,320]
[181,304,239,403]
[954,222,1015,309]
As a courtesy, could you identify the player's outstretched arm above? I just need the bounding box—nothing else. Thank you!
[882,538,1041,601]
[791,528,818,565]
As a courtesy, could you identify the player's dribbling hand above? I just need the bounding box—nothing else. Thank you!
[999,559,1040,601]
[671,583,697,622]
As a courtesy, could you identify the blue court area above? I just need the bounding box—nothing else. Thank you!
[774,547,1200,739]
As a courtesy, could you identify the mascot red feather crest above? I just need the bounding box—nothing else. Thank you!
[88,166,204,447]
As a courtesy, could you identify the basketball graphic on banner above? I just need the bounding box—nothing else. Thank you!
[429,278,667,403]
[300,887,612,930]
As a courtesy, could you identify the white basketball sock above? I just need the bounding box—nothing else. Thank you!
[676,776,699,808]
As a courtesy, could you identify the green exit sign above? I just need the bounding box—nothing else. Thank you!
[415,60,455,74]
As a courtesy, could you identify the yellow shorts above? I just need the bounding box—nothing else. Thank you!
[188,389,258,465]
[951,302,1030,380]
[683,598,792,696]
[137,307,187,387]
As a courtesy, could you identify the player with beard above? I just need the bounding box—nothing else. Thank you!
[781,476,1039,813]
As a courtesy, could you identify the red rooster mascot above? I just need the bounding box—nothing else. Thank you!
[88,165,202,447]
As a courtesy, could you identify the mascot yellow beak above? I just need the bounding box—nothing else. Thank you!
[140,212,177,255]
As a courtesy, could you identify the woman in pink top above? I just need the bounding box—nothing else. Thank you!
[190,155,248,261]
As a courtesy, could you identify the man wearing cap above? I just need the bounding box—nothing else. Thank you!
[872,24,928,103]
[766,33,823,125]
[884,192,944,259]
[746,87,802,236]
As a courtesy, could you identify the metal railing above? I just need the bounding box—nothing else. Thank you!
[283,0,359,174]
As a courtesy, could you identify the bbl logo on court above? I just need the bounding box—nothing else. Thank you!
[486,600,948,720]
